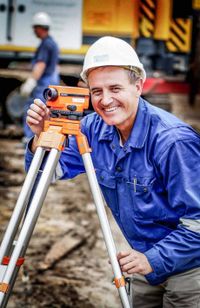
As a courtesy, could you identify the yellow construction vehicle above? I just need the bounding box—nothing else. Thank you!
[0,0,199,126]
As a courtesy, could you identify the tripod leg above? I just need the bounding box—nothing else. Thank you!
[0,245,26,308]
[0,148,61,306]
[82,153,130,308]
[0,147,46,264]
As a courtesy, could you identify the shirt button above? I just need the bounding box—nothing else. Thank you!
[111,144,116,150]
[115,166,122,172]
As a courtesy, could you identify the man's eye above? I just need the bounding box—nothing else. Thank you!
[92,91,101,96]
[112,87,120,92]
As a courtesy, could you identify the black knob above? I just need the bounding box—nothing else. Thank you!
[0,4,6,12]
[67,105,77,111]
[18,5,26,13]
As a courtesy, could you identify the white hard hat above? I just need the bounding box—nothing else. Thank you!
[32,12,51,27]
[81,36,146,83]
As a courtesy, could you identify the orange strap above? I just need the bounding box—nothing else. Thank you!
[2,256,25,266]
[114,276,126,288]
[0,283,9,293]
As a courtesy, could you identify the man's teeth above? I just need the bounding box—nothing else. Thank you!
[104,106,118,112]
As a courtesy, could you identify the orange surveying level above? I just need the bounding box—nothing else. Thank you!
[44,85,89,117]
[37,86,91,152]
[0,86,131,308]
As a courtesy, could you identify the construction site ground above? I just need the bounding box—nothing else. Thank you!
[0,94,200,308]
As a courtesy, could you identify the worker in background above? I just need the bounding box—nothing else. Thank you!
[25,36,200,307]
[20,11,60,142]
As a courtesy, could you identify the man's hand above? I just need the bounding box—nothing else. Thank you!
[26,99,50,152]
[26,99,49,137]
[117,250,153,275]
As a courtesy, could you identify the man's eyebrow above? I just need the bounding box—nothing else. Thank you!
[110,84,123,87]
[90,87,101,91]
[90,84,122,91]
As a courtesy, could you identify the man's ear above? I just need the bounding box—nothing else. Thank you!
[135,78,143,96]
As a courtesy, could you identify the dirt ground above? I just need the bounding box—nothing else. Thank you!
[0,129,129,308]
[0,94,200,308]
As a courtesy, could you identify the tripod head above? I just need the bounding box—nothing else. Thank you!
[43,85,90,121]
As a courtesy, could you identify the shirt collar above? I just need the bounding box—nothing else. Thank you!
[98,122,115,142]
[98,97,150,149]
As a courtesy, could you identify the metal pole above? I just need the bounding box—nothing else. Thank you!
[0,148,61,306]
[0,246,27,308]
[82,153,131,308]
[0,147,45,263]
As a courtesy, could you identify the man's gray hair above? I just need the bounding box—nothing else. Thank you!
[124,66,144,84]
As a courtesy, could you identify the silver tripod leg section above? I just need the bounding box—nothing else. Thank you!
[0,245,26,308]
[0,147,45,264]
[82,153,130,308]
[0,148,61,306]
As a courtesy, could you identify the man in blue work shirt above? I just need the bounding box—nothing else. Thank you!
[20,12,60,141]
[25,36,200,307]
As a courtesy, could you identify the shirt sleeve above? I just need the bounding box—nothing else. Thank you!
[35,40,51,64]
[25,138,35,172]
[144,137,200,285]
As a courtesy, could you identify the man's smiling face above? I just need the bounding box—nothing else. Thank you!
[88,66,142,140]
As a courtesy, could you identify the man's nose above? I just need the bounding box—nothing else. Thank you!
[101,92,113,105]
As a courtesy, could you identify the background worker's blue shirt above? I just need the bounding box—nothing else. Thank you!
[25,97,200,285]
[24,35,60,138]
[32,35,59,78]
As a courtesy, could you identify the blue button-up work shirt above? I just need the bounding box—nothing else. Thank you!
[25,97,200,285]
[31,35,60,100]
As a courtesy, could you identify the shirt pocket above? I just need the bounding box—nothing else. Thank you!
[128,170,164,220]
[95,169,119,215]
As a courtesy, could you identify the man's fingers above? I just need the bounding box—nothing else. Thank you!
[120,256,135,267]
[27,108,43,121]
[26,115,39,125]
[121,260,137,271]
[33,99,49,114]
[31,103,45,115]
[33,98,46,109]
[120,259,146,275]
[117,251,130,260]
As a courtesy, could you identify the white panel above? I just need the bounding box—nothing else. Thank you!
[0,0,8,45]
[12,0,40,47]
[13,0,83,49]
[47,0,83,50]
